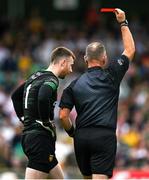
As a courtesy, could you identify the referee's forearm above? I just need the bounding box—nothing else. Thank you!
[60,116,74,137]
[59,108,73,130]
[121,26,135,60]
[60,117,73,131]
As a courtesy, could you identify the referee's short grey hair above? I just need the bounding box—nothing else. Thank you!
[85,42,105,61]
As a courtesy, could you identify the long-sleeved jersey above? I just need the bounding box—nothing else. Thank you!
[11,70,59,133]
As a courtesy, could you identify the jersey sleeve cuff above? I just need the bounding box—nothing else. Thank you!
[121,54,130,63]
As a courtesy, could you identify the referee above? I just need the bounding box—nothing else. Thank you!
[59,9,135,179]
[11,47,75,179]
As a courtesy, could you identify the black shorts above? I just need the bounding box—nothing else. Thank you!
[74,127,117,178]
[21,131,58,173]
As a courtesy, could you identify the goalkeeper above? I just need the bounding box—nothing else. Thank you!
[11,47,75,179]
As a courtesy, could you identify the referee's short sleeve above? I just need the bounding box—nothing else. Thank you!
[59,85,74,110]
[108,54,130,84]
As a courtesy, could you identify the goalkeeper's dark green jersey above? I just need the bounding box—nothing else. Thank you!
[11,70,59,133]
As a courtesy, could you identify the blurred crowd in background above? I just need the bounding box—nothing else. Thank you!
[0,6,149,179]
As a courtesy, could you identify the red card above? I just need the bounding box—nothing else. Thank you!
[100,8,116,13]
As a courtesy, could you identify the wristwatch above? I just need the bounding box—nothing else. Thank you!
[119,19,128,27]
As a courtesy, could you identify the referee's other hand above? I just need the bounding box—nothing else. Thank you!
[114,8,126,23]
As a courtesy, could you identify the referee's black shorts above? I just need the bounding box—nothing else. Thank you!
[21,131,58,173]
[74,126,117,178]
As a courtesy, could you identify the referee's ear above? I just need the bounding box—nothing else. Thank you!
[84,55,88,66]
[84,55,88,65]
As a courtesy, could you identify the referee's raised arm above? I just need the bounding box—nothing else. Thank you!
[115,8,135,61]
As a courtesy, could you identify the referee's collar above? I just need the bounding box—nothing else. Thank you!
[87,66,102,72]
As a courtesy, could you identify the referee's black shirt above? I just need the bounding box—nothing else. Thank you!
[59,55,129,130]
